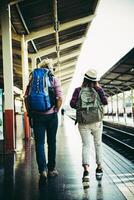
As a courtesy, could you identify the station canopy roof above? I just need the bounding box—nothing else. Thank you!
[99,47,134,96]
[0,0,99,90]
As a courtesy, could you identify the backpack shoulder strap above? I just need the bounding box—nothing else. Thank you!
[92,87,103,107]
[48,70,54,83]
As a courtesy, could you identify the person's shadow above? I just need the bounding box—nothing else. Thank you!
[82,180,104,200]
[38,176,60,200]
[96,181,104,200]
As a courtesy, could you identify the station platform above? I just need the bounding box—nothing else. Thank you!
[0,116,134,200]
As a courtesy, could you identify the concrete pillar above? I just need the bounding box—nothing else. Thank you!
[1,3,15,153]
[21,35,30,140]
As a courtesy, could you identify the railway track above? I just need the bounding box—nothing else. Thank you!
[103,125,134,163]
[68,115,134,163]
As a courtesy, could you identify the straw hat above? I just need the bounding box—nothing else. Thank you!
[84,69,99,81]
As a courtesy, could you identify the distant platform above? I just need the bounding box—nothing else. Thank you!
[104,116,134,127]
[66,108,134,129]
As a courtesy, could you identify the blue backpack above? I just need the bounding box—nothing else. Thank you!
[28,68,56,112]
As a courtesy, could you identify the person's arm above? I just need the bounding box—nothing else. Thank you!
[56,97,62,112]
[24,84,30,113]
[94,82,108,105]
[24,77,32,114]
[54,77,63,112]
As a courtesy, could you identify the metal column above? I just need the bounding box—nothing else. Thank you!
[21,35,30,140]
[31,57,37,70]
[53,0,61,74]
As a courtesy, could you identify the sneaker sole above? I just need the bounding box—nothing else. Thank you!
[96,173,103,176]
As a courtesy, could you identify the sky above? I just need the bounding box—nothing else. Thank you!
[65,0,134,105]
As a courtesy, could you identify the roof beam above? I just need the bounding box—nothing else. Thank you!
[55,62,76,72]
[12,32,21,41]
[55,68,75,77]
[29,37,84,59]
[53,50,80,64]
[9,0,23,5]
[25,15,95,42]
[13,63,22,68]
[0,45,21,55]
[60,75,73,82]
[61,79,71,85]
[0,29,21,41]
[61,71,74,78]
[60,61,76,67]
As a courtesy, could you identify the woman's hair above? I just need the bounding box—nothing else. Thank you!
[38,58,53,72]
[82,77,97,87]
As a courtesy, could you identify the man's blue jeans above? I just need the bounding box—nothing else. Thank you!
[32,113,58,173]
